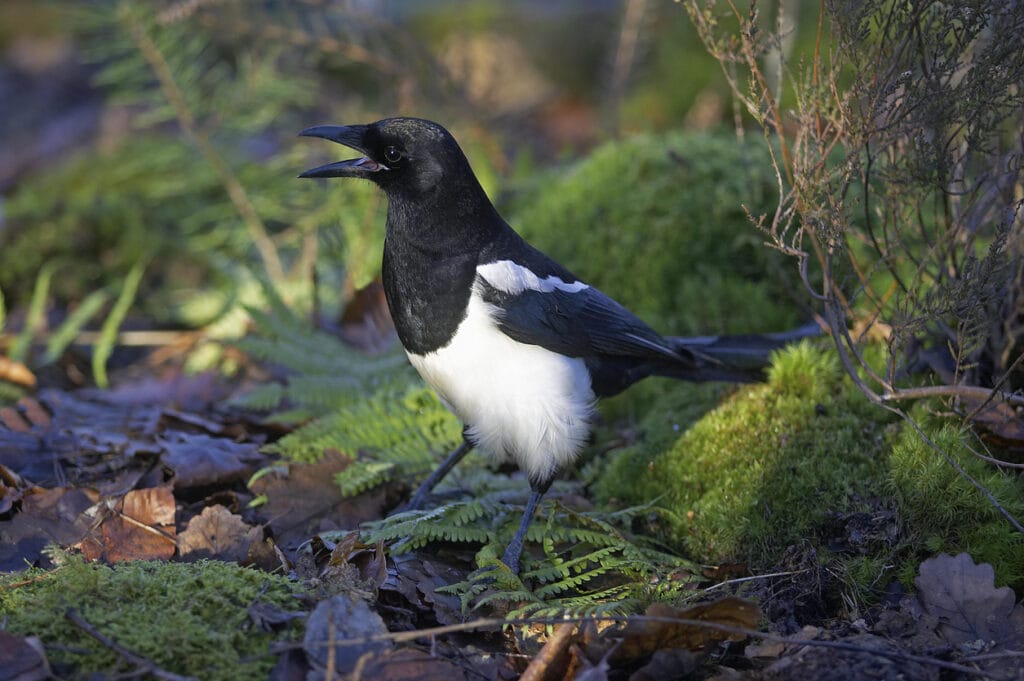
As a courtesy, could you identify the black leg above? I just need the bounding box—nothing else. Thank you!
[500,477,553,575]
[405,433,473,511]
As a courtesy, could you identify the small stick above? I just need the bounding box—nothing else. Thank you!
[519,622,577,681]
[65,608,198,681]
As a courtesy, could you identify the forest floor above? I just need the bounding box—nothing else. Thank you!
[2,341,1021,681]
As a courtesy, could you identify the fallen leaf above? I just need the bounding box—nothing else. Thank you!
[962,396,1024,455]
[93,371,229,410]
[378,554,468,626]
[247,600,306,633]
[520,623,576,681]
[357,648,471,681]
[251,450,386,551]
[0,487,97,569]
[611,597,760,663]
[303,594,392,675]
[915,552,1024,651]
[160,431,262,492]
[178,504,263,562]
[0,631,50,681]
[80,486,177,562]
[338,279,396,354]
[269,648,308,681]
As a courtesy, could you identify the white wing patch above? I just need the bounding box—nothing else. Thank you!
[407,280,595,482]
[477,259,588,295]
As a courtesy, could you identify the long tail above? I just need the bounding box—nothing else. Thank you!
[659,321,823,383]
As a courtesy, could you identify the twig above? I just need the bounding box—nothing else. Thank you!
[66,608,199,681]
[519,622,577,681]
[702,568,811,593]
[121,4,285,285]
[963,433,1024,470]
[962,349,1024,423]
[277,613,991,678]
[881,384,1024,409]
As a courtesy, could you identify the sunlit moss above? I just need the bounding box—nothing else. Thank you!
[0,556,304,680]
[594,342,1024,593]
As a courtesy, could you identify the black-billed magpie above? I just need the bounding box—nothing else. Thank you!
[300,117,817,574]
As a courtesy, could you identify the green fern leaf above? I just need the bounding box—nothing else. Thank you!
[335,461,395,497]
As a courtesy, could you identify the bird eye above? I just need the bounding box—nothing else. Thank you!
[383,145,403,164]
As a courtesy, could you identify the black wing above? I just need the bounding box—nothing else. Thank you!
[476,277,698,366]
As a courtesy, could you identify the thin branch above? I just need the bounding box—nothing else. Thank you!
[275,612,993,678]
[66,608,199,681]
[121,4,285,285]
[881,384,1024,408]
[963,349,1024,422]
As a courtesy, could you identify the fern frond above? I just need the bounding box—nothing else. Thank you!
[335,461,395,497]
[363,500,494,550]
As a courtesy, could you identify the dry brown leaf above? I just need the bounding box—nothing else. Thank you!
[357,648,471,681]
[520,623,577,681]
[178,504,263,562]
[611,597,760,663]
[250,449,386,551]
[963,397,1024,453]
[915,552,1024,652]
[1,487,97,570]
[339,279,396,354]
[628,648,698,681]
[80,486,177,562]
[15,398,49,428]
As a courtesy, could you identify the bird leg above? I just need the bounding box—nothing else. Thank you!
[404,431,473,511]
[500,476,553,575]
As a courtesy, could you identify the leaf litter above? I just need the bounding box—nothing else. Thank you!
[2,366,1023,680]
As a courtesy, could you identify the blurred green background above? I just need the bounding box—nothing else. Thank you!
[0,0,817,361]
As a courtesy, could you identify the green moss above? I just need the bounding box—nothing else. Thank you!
[596,343,893,567]
[504,131,801,335]
[887,419,1024,586]
[663,344,890,565]
[0,557,303,680]
[595,341,1024,596]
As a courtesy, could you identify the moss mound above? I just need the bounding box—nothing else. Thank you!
[0,557,303,680]
[595,343,1024,591]
[652,343,890,565]
[505,131,801,335]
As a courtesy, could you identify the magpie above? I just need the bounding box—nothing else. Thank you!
[299,117,817,574]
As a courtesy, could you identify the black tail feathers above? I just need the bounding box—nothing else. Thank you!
[660,321,822,383]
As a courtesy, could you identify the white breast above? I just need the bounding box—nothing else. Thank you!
[407,271,596,483]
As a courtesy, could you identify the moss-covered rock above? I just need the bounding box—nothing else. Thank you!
[0,557,304,680]
[504,131,801,335]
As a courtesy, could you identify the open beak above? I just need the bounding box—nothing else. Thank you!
[298,124,384,178]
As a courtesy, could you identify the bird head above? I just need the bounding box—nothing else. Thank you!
[299,117,476,202]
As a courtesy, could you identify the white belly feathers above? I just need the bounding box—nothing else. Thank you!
[407,260,596,482]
